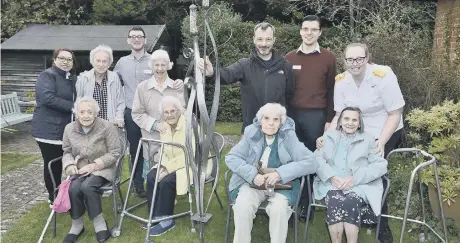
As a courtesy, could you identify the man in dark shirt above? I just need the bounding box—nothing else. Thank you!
[198,22,296,135]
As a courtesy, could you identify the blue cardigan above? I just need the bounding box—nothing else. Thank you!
[225,117,317,205]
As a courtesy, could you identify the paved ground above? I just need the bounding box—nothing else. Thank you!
[0,121,239,235]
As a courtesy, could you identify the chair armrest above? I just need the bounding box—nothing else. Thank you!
[381,175,391,209]
[224,170,232,203]
[48,156,63,197]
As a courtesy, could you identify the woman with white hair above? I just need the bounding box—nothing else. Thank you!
[61,97,121,243]
[225,103,317,243]
[142,96,212,236]
[76,45,125,127]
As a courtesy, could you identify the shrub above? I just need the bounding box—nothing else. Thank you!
[406,100,460,206]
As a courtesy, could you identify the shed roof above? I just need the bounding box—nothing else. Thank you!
[1,24,166,51]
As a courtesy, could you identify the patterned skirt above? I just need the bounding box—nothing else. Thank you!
[325,190,378,227]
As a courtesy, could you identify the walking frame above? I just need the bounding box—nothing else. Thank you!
[112,138,195,243]
[385,148,448,243]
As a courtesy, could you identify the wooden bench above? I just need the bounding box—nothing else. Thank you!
[1,92,33,128]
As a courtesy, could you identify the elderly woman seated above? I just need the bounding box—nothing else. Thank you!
[62,97,121,243]
[226,103,317,243]
[143,96,212,236]
[313,107,388,243]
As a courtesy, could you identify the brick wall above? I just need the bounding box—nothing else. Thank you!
[433,0,460,68]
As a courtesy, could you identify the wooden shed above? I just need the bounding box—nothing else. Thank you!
[1,24,169,110]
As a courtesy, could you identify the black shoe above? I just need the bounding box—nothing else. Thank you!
[63,228,84,243]
[96,230,111,243]
[299,206,314,223]
[135,187,146,198]
[378,225,394,243]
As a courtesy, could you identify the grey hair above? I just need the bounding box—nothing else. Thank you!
[73,97,100,117]
[89,45,114,66]
[256,103,287,125]
[254,22,276,36]
[149,49,173,70]
[158,96,184,118]
[336,107,365,133]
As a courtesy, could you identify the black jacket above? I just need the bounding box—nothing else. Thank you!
[219,49,295,133]
[32,65,76,140]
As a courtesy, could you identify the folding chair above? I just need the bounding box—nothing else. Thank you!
[38,134,127,241]
[113,138,195,243]
[224,170,306,243]
[302,175,390,243]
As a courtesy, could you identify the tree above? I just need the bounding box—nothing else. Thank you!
[1,0,92,42]
[92,0,149,24]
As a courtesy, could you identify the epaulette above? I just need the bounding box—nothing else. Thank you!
[335,72,346,83]
[372,69,387,78]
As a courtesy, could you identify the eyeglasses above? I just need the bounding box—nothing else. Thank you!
[128,35,145,40]
[300,28,320,34]
[56,56,73,63]
[345,56,367,65]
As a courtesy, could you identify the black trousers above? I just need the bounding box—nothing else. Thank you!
[124,108,145,190]
[289,108,326,208]
[69,175,108,220]
[146,169,177,218]
[37,141,63,201]
[379,129,403,228]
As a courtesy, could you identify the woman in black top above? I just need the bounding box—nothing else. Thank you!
[31,48,76,205]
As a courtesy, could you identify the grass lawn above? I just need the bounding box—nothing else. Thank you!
[0,122,441,243]
[214,122,242,135]
[1,152,41,174]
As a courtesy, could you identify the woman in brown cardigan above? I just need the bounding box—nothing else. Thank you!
[62,97,121,243]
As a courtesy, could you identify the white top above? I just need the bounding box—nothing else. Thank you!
[334,63,405,139]
[35,138,63,145]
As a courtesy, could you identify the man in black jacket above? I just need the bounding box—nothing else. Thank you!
[198,22,295,134]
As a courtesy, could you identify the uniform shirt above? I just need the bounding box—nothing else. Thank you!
[114,52,153,109]
[334,63,405,139]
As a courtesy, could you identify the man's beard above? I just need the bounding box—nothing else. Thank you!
[132,44,145,51]
[256,46,272,56]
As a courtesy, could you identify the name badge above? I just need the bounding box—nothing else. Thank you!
[143,70,153,74]
[293,65,301,70]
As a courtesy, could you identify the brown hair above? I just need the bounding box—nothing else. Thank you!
[52,48,77,72]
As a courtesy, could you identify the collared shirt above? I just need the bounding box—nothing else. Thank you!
[334,63,405,139]
[114,52,152,109]
[297,42,321,54]
[147,77,175,93]
[93,74,109,120]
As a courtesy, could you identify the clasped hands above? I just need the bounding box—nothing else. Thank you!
[65,156,99,177]
[253,171,281,187]
[330,176,354,191]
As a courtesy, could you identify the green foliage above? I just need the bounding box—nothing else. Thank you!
[388,156,460,237]
[92,0,148,24]
[1,0,92,42]
[406,100,460,206]
[181,3,300,121]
